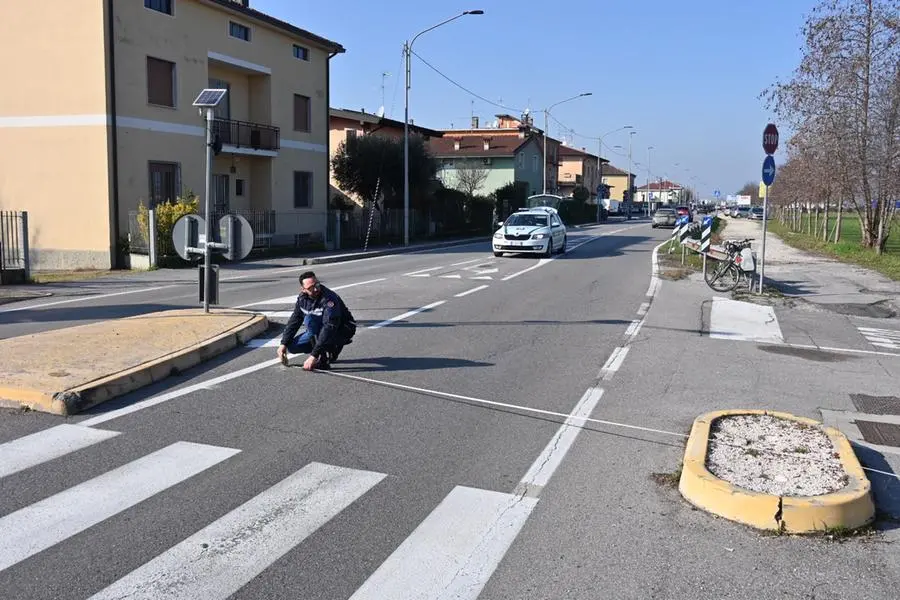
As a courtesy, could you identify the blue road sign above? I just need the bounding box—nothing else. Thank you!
[714,189,720,198]
[702,215,713,228]
[762,155,776,186]
[676,215,689,226]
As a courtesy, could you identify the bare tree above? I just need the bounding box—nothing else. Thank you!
[762,0,900,253]
[453,159,490,197]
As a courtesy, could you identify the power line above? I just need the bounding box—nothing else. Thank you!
[409,50,525,115]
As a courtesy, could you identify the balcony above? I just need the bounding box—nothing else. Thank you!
[212,118,280,156]
[559,173,583,184]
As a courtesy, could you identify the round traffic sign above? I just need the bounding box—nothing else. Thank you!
[172,214,206,261]
[762,155,776,186]
[763,123,779,155]
[218,214,254,261]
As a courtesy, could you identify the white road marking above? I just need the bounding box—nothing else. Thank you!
[0,441,240,573]
[709,297,783,344]
[245,337,281,349]
[471,275,493,280]
[88,462,385,600]
[624,319,644,339]
[404,266,445,276]
[439,274,462,279]
[599,346,629,380]
[235,278,386,308]
[0,425,120,479]
[637,302,650,316]
[454,285,489,298]
[0,285,179,313]
[857,326,900,350]
[502,258,553,281]
[368,301,446,330]
[516,387,604,495]
[451,258,485,266]
[260,311,293,319]
[348,485,537,600]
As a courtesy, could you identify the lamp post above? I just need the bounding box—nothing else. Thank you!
[542,92,591,194]
[404,10,483,247]
[626,130,636,219]
[595,125,633,222]
[646,145,654,217]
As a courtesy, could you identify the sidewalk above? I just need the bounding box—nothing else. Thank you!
[0,308,267,415]
[723,217,900,316]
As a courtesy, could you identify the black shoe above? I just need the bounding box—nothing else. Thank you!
[329,347,343,363]
[316,355,331,370]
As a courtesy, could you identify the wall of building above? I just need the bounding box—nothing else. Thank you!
[436,157,515,197]
[0,0,114,269]
[513,140,544,196]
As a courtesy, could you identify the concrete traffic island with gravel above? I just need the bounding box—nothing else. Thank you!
[678,409,876,534]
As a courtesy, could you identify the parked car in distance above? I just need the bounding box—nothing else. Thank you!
[674,205,693,221]
[748,207,765,220]
[652,207,678,228]
[734,206,751,218]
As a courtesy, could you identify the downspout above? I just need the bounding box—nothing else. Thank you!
[325,50,338,247]
[106,0,121,266]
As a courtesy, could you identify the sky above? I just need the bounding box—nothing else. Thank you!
[253,0,817,199]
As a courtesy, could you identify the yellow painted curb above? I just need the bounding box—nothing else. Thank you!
[678,409,875,534]
[0,310,268,416]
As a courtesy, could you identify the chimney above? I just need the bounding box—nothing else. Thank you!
[483,138,491,151]
[471,116,479,128]
[453,138,461,151]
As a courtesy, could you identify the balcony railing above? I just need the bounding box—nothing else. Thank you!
[212,118,280,152]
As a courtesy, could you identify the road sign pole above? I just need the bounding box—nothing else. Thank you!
[203,107,213,313]
[759,184,769,294]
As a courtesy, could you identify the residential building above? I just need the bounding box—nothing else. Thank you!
[430,114,560,194]
[0,0,344,270]
[428,133,543,197]
[328,108,443,206]
[636,180,684,207]
[558,145,606,201]
[599,163,636,202]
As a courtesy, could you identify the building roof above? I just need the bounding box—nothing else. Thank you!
[558,145,607,163]
[637,180,682,191]
[205,0,345,53]
[330,108,444,138]
[600,164,633,177]
[428,134,533,157]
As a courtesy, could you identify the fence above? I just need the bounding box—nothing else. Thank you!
[0,210,30,283]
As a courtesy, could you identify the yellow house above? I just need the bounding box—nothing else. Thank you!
[599,164,636,202]
[0,0,344,270]
[558,145,604,201]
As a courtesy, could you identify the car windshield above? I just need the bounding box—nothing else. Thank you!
[506,214,548,227]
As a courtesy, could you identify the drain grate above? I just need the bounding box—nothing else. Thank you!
[855,421,900,447]
[850,394,900,415]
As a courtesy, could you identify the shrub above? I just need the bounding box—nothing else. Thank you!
[136,189,200,258]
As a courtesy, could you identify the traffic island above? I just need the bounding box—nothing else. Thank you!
[0,308,268,416]
[678,409,875,534]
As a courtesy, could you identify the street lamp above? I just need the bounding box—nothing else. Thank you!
[403,10,483,246]
[542,92,592,194]
[595,125,633,222]
[646,145,654,217]
[626,130,636,219]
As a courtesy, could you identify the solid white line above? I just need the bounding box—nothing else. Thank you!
[348,485,537,600]
[78,359,280,427]
[0,285,179,313]
[440,274,462,279]
[599,346,629,380]
[624,320,643,339]
[404,266,445,276]
[409,273,431,277]
[235,278,386,308]
[0,441,240,573]
[637,302,650,316]
[501,258,552,281]
[451,258,485,266]
[754,340,900,359]
[245,337,281,349]
[0,425,120,479]
[320,370,686,438]
[260,311,293,319]
[471,275,493,280]
[368,301,445,330]
[88,462,385,600]
[454,285,489,298]
[517,387,603,494]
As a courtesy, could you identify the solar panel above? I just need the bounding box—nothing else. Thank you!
[192,89,228,107]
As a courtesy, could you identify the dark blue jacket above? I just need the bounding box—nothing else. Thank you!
[280,285,356,357]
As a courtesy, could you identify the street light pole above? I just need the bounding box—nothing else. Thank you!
[646,145,653,217]
[541,92,592,194]
[595,125,633,222]
[403,10,483,247]
[626,130,635,219]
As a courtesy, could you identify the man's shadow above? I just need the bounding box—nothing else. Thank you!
[289,356,493,372]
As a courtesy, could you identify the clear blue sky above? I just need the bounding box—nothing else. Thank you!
[254,0,814,198]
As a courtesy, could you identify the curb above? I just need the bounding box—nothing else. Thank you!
[678,409,875,534]
[300,237,487,266]
[0,311,269,416]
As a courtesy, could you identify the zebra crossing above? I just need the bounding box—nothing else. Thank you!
[0,423,537,599]
[857,326,900,350]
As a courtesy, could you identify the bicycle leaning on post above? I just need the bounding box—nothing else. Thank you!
[703,238,757,292]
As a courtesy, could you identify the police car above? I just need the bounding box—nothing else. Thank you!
[492,206,567,257]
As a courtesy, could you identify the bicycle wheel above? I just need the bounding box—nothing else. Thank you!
[705,261,740,292]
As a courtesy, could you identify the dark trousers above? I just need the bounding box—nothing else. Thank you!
[285,314,355,355]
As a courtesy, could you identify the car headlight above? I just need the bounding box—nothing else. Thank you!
[531,233,547,239]
[493,232,503,239]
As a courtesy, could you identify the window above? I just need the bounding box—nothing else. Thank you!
[229,21,251,41]
[144,0,173,15]
[148,162,180,207]
[235,179,245,197]
[532,155,538,171]
[147,56,175,107]
[293,44,309,60]
[517,152,524,168]
[293,171,312,208]
[208,78,230,120]
[345,129,357,142]
[293,94,310,132]
[213,175,230,211]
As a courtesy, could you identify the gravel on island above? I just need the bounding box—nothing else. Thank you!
[705,414,847,497]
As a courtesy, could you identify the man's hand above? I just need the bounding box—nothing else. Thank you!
[277,344,288,366]
[302,355,318,371]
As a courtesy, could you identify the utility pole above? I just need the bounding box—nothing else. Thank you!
[646,145,653,217]
[626,131,635,219]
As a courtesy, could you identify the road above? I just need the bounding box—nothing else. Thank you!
[2,219,669,599]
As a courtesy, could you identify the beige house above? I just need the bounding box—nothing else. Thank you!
[599,164,636,202]
[0,0,343,270]
[328,108,443,206]
[557,145,605,201]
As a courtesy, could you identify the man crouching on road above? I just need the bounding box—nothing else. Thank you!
[276,271,357,370]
